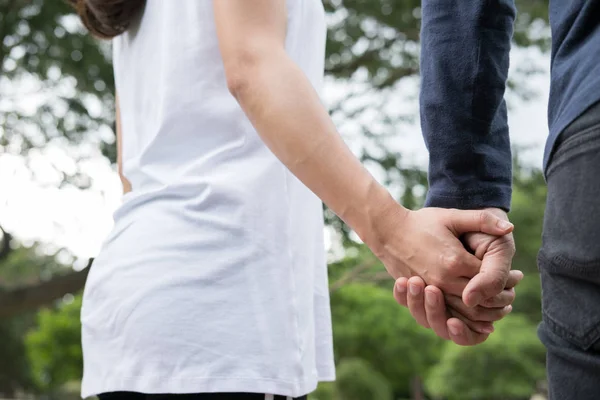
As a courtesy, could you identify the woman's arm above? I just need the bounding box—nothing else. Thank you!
[213,0,514,299]
[115,95,132,194]
[214,0,390,248]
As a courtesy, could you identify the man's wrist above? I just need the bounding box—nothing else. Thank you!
[425,186,512,213]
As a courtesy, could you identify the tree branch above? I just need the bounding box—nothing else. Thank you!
[326,36,399,76]
[0,259,92,319]
[0,225,12,263]
[374,66,418,89]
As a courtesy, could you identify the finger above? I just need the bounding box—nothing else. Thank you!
[505,270,524,289]
[393,277,409,307]
[477,270,522,308]
[462,236,515,307]
[424,286,450,340]
[407,276,429,329]
[480,288,515,308]
[447,317,490,346]
[446,294,513,322]
[438,276,470,298]
[448,209,514,236]
[449,309,495,335]
[463,266,509,307]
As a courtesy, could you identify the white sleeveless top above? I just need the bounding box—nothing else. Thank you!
[80,1,334,397]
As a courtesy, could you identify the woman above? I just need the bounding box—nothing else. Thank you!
[71,1,519,399]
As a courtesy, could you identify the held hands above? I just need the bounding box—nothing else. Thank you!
[390,208,519,346]
[370,205,515,299]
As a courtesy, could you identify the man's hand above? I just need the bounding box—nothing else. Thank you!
[371,206,514,299]
[461,208,516,307]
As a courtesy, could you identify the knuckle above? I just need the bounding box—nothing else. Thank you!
[441,252,461,272]
[484,273,507,295]
[468,308,481,321]
[499,235,516,254]
[429,267,445,286]
[504,291,516,304]
[479,211,490,226]
[492,274,508,291]
[472,310,490,322]
[430,275,443,287]
[491,294,513,308]
[482,297,498,307]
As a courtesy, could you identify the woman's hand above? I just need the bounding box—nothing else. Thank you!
[394,271,522,346]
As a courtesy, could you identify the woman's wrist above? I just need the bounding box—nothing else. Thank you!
[343,180,408,256]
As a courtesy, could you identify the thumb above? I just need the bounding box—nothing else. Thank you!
[448,210,514,236]
[462,252,512,307]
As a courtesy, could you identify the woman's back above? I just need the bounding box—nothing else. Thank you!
[81,1,334,397]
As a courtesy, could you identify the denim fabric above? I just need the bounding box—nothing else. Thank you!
[538,101,600,400]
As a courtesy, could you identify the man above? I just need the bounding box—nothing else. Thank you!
[395,1,600,399]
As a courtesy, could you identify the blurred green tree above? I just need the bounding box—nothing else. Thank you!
[509,167,546,324]
[0,318,33,397]
[330,283,444,398]
[26,295,83,391]
[311,382,336,400]
[0,236,72,397]
[425,315,546,400]
[333,358,393,400]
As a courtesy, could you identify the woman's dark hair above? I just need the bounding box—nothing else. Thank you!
[68,0,146,39]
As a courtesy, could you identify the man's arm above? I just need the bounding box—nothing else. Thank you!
[401,1,518,344]
[420,0,516,211]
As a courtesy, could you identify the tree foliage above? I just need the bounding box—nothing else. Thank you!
[0,0,553,398]
[26,295,83,391]
[333,358,393,400]
[330,284,444,397]
[0,242,66,397]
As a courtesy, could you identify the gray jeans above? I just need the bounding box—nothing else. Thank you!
[538,101,600,400]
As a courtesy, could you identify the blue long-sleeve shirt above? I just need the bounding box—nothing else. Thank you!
[420,1,600,211]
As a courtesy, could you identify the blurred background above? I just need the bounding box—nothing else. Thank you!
[0,0,550,399]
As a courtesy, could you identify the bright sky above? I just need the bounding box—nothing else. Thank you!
[0,46,551,263]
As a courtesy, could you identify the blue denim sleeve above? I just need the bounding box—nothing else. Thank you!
[420,0,516,211]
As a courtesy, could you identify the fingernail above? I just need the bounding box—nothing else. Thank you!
[506,305,513,313]
[448,325,460,336]
[409,283,421,296]
[425,291,436,306]
[516,271,525,280]
[497,220,513,230]
[396,282,406,293]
